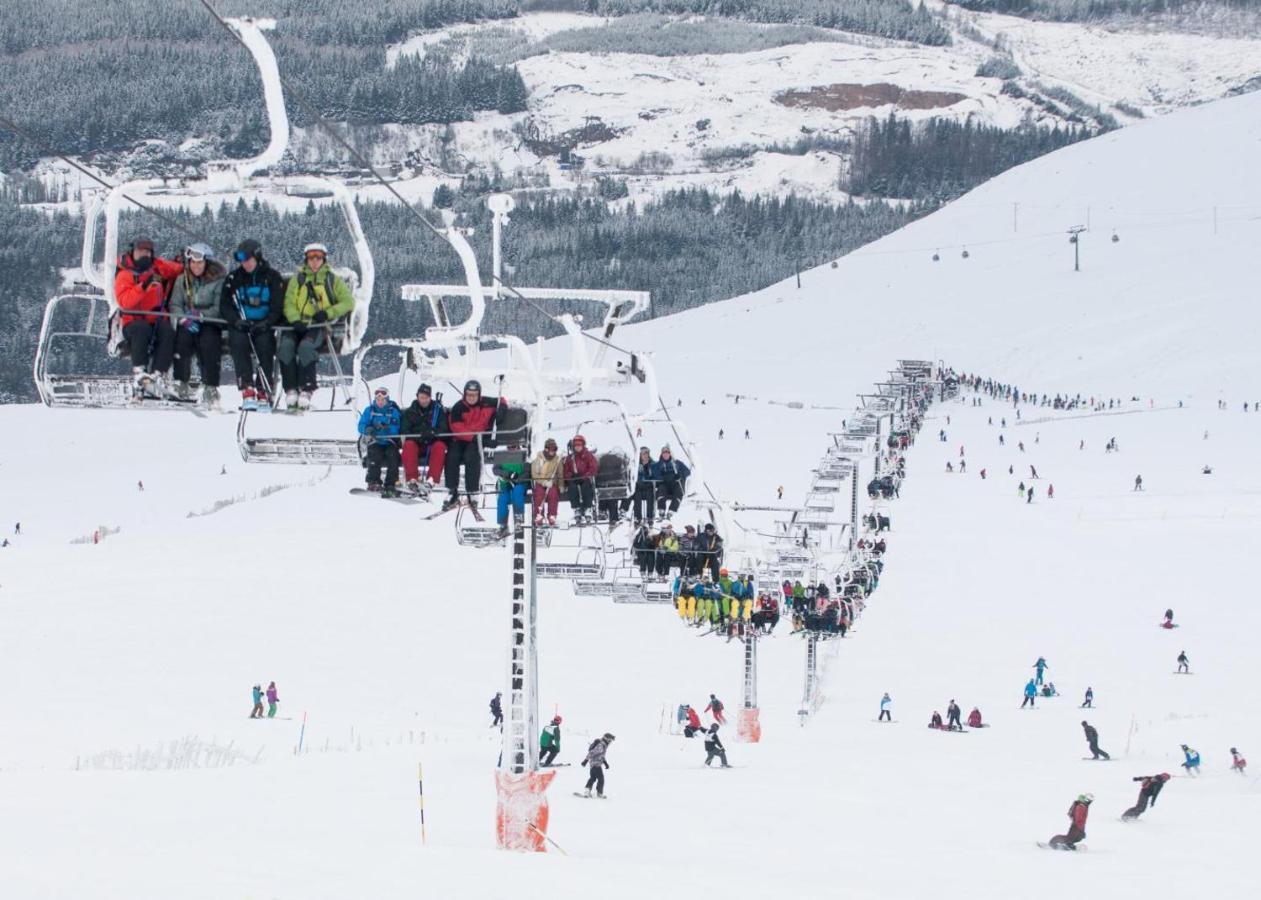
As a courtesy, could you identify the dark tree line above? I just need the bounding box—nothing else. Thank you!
[0,186,921,401]
[948,0,1258,21]
[844,113,1090,201]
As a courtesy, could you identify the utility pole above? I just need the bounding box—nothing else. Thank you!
[1068,226,1086,272]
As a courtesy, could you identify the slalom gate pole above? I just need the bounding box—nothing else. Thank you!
[528,822,566,856]
[419,762,428,845]
[296,710,307,755]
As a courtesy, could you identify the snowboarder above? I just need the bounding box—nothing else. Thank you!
[249,684,265,719]
[980,468,986,479]
[1230,747,1247,775]
[744,429,750,439]
[705,693,726,725]
[580,733,614,798]
[358,387,402,496]
[1176,650,1190,673]
[946,699,963,731]
[400,384,448,496]
[1030,465,1038,479]
[777,486,783,500]
[1047,794,1092,850]
[1047,484,1054,499]
[222,238,285,407]
[1162,609,1175,629]
[278,242,355,408]
[967,707,984,728]
[1180,744,1201,775]
[265,681,279,718]
[443,380,506,511]
[489,692,503,727]
[13,522,19,535]
[1033,656,1049,685]
[1082,721,1110,760]
[928,711,944,729]
[539,716,562,766]
[718,429,724,439]
[138,481,144,492]
[703,723,730,767]
[1122,773,1170,820]
[1081,687,1093,709]
[878,692,892,722]
[1134,474,1143,491]
[1027,488,1033,504]
[1021,678,1037,708]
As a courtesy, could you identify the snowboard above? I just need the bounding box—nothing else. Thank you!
[1037,842,1086,852]
[572,792,608,800]
[348,488,421,505]
[872,719,899,724]
[1173,671,1193,675]
[1081,757,1114,761]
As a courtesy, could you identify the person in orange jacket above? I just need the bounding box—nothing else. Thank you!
[115,236,182,396]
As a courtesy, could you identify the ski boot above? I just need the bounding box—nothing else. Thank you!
[496,523,510,540]
[381,485,399,499]
[283,389,298,411]
[441,495,462,513]
[202,385,221,410]
[176,381,193,401]
[297,390,313,411]
[367,482,382,493]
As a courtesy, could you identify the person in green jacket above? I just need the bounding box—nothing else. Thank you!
[493,446,529,538]
[540,715,562,766]
[278,242,355,409]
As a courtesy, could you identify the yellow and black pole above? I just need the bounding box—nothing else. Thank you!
[418,762,427,845]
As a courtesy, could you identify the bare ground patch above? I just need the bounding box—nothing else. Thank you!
[775,82,967,112]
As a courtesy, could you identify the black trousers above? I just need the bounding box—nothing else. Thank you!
[123,319,175,372]
[631,482,655,523]
[540,746,559,766]
[705,747,728,766]
[365,442,400,487]
[568,479,594,511]
[1089,740,1110,760]
[585,765,605,793]
[173,324,222,386]
[656,480,683,513]
[444,440,482,497]
[228,327,276,391]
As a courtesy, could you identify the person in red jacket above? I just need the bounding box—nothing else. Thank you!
[1048,793,1092,850]
[563,434,599,523]
[684,705,702,737]
[441,379,505,511]
[114,236,183,396]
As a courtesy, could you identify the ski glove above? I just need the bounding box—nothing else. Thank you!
[312,310,329,324]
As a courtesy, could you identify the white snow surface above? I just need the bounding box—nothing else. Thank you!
[3,93,1261,898]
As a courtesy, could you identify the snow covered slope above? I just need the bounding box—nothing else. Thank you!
[2,92,1260,899]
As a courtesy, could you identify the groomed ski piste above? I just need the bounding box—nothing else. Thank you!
[3,90,1261,899]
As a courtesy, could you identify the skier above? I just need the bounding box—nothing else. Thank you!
[1134,474,1143,491]
[684,705,703,737]
[1082,721,1110,760]
[400,384,448,496]
[966,707,984,728]
[278,242,355,408]
[946,699,963,731]
[530,438,564,527]
[654,446,691,517]
[1176,650,1190,673]
[580,733,615,798]
[1021,678,1038,708]
[265,681,279,718]
[703,724,730,768]
[1081,687,1093,709]
[115,236,182,397]
[1122,773,1170,820]
[357,387,402,496]
[705,693,726,725]
[562,435,598,523]
[1033,656,1049,685]
[1180,744,1201,775]
[539,716,562,766]
[221,238,285,408]
[442,380,506,511]
[249,684,265,719]
[1047,794,1092,850]
[629,447,656,526]
[168,243,226,405]
[878,692,892,722]
[1230,747,1247,775]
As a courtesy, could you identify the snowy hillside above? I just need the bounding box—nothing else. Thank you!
[3,91,1261,899]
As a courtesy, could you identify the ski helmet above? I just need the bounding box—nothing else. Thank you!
[303,242,329,257]
[572,434,587,446]
[552,715,562,725]
[602,733,615,742]
[235,239,262,262]
[1077,793,1094,804]
[184,242,214,262]
[464,379,482,393]
[374,386,389,397]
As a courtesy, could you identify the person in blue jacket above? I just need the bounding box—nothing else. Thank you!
[653,445,691,517]
[1021,677,1038,708]
[629,447,658,526]
[1033,656,1049,685]
[1180,744,1201,775]
[358,386,402,495]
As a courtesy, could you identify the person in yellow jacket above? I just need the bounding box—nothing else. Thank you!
[278,242,355,408]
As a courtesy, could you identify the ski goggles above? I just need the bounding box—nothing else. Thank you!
[234,250,252,262]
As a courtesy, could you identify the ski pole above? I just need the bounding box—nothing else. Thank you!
[418,762,428,845]
[296,710,307,755]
